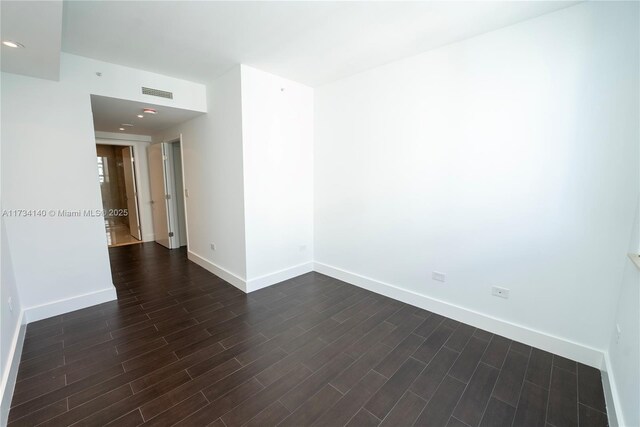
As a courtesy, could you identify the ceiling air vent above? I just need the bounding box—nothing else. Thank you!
[142,87,173,99]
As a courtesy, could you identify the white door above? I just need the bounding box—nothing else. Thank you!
[148,143,172,248]
[121,147,142,240]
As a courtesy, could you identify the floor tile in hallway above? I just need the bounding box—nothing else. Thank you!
[104,219,142,248]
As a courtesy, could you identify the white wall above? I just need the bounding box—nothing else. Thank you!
[315,0,638,369]
[153,66,314,292]
[240,66,314,291]
[154,66,248,287]
[62,54,207,112]
[1,218,23,425]
[1,71,116,320]
[95,135,155,242]
[606,201,640,427]
[0,53,206,323]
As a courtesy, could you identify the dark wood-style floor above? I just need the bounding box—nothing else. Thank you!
[9,243,608,426]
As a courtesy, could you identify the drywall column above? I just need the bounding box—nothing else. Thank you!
[240,65,314,291]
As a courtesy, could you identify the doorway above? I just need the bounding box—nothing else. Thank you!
[148,138,187,249]
[96,144,143,247]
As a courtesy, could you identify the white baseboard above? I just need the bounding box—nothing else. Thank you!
[0,311,25,427]
[188,250,247,292]
[246,262,313,292]
[1,256,620,425]
[142,233,155,242]
[314,261,605,369]
[186,251,313,294]
[23,287,118,324]
[601,351,623,427]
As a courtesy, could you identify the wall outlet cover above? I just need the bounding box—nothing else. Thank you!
[492,286,510,299]
[432,271,446,282]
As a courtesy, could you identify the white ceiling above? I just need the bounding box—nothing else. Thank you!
[1,1,63,80]
[90,95,204,136]
[62,1,579,87]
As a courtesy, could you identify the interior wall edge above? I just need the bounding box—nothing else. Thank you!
[313,261,604,369]
[187,250,247,292]
[245,262,314,293]
[0,317,25,427]
[602,351,623,427]
[22,286,117,324]
[187,251,314,294]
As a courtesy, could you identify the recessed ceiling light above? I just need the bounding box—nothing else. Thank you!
[119,128,125,131]
[143,108,157,115]
[137,114,144,118]
[2,40,24,48]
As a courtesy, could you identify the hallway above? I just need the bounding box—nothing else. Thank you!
[8,244,608,426]
[105,219,142,248]
[96,144,143,248]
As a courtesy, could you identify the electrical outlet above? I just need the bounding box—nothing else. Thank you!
[616,324,622,344]
[8,297,13,313]
[432,271,446,282]
[492,286,510,299]
[299,245,307,252]
[210,243,216,251]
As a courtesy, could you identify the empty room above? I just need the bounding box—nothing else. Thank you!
[1,1,638,426]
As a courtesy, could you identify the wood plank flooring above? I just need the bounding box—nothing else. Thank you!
[8,243,609,426]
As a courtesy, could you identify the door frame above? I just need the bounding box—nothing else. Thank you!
[121,146,142,240]
[148,142,172,248]
[150,134,189,250]
[95,140,144,240]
